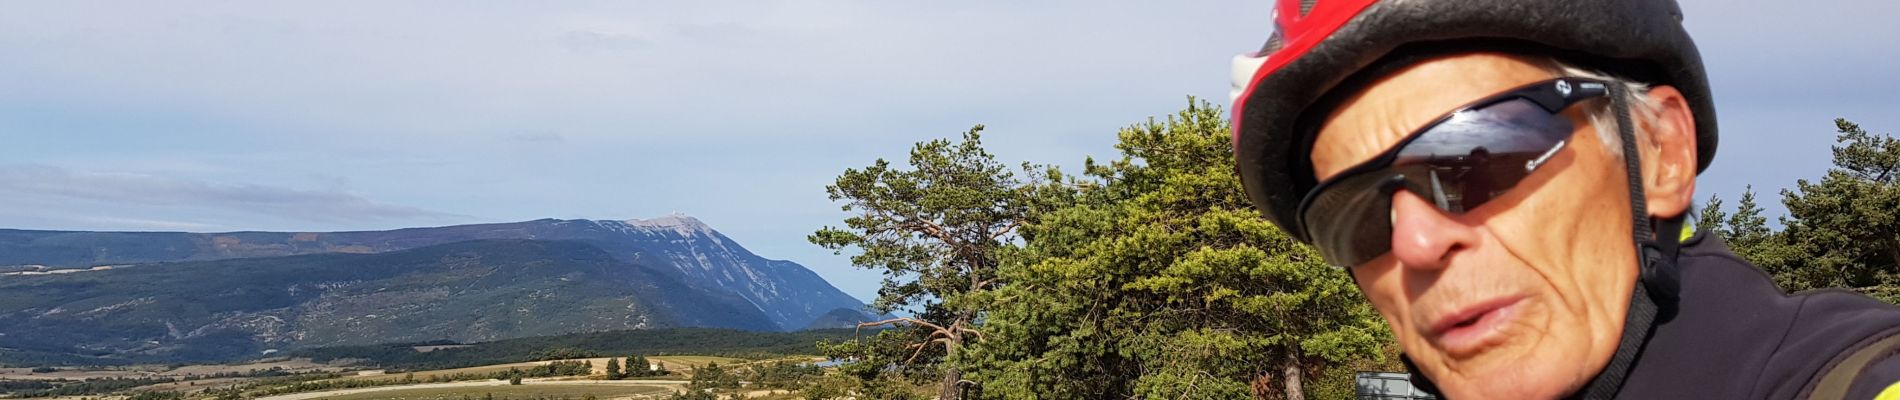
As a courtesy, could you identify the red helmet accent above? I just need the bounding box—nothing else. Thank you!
[1230,0,1378,141]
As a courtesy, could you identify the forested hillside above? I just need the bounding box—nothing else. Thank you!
[0,240,774,365]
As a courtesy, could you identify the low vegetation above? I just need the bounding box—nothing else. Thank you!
[251,361,594,397]
[313,384,672,400]
[0,327,853,400]
[659,360,824,400]
[5,377,177,398]
[290,328,861,372]
[603,355,664,380]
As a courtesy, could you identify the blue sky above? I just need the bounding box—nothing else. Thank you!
[3,1,1896,303]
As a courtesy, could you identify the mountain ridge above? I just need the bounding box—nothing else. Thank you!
[0,239,779,363]
[0,215,873,331]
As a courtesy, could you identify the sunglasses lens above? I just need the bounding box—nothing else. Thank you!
[1303,173,1400,267]
[1393,98,1575,208]
[1303,98,1578,267]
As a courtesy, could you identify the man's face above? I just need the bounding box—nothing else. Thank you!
[1309,53,1640,399]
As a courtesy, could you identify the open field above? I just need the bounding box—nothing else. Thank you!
[164,359,345,377]
[318,384,673,400]
[338,355,755,383]
[0,358,348,381]
[643,356,743,371]
[0,354,826,400]
[340,363,544,383]
[0,367,158,381]
[255,381,677,400]
[741,389,800,399]
[140,377,254,392]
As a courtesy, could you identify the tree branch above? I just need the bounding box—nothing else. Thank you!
[990,220,1023,240]
[962,327,987,342]
[857,317,952,336]
[906,338,955,365]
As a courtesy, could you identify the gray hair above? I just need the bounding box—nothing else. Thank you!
[1536,59,1663,155]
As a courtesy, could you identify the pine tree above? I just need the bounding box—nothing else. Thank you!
[605,358,623,380]
[1698,194,1727,234]
[811,126,1065,399]
[629,355,649,377]
[1773,119,1900,302]
[963,99,1386,400]
[1729,186,1772,247]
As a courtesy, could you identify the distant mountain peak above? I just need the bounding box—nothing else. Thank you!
[617,213,714,237]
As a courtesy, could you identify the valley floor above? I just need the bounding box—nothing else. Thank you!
[1,355,823,400]
[250,379,681,400]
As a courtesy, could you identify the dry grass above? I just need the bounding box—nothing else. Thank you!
[310,383,673,400]
[337,363,541,383]
[0,367,160,381]
[0,358,346,381]
[164,358,344,376]
[643,356,743,371]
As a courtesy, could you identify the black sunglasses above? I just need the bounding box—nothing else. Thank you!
[1297,78,1611,268]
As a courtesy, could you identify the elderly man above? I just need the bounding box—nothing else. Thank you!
[1230,1,1900,399]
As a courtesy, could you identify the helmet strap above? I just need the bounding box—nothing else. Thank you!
[1568,81,1685,400]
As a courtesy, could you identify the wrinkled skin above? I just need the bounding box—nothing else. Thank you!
[1308,53,1699,399]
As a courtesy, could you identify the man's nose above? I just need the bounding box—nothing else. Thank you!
[1389,190,1481,269]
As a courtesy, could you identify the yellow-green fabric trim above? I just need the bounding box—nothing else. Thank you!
[1812,334,1900,400]
[1875,381,1900,400]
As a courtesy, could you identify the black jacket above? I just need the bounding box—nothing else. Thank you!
[1614,231,1900,398]
[1408,230,1900,399]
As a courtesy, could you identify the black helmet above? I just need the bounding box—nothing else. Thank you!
[1230,0,1719,242]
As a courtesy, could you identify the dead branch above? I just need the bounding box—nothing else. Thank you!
[857,317,952,335]
[906,337,955,365]
[990,220,1023,240]
[962,327,988,342]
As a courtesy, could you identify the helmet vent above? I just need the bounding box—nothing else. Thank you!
[1300,0,1317,16]
[1259,32,1285,54]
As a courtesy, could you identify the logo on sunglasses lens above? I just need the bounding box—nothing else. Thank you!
[1526,140,1569,172]
[1556,80,1573,96]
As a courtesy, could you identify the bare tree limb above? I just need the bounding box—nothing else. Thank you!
[990,220,1023,240]
[962,327,988,342]
[906,338,955,365]
[857,317,952,336]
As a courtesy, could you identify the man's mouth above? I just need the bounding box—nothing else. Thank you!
[1427,295,1526,357]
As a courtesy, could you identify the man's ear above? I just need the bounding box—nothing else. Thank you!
[1639,85,1697,219]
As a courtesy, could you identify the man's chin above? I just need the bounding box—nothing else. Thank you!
[1430,349,1584,400]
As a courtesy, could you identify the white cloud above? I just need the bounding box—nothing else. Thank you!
[0,164,467,225]
[66,216,232,232]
